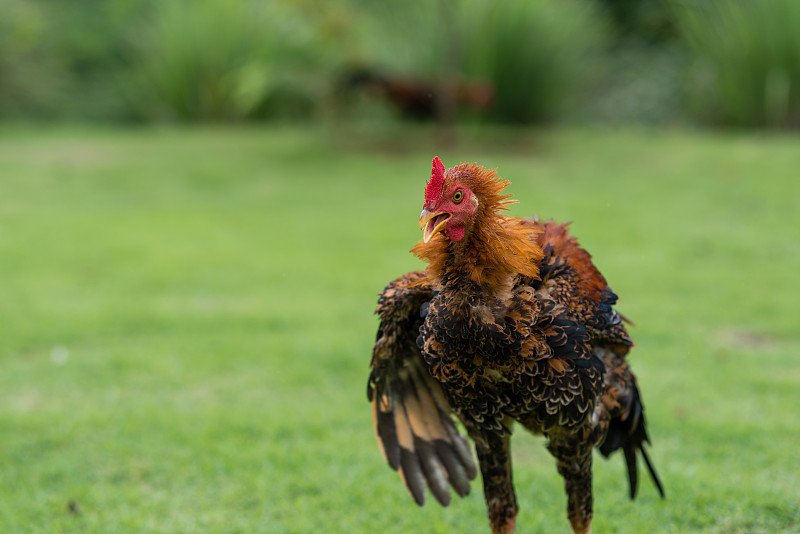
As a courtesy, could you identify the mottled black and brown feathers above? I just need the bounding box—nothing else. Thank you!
[417,276,606,435]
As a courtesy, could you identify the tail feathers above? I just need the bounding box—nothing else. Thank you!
[621,434,664,499]
[637,441,665,498]
[599,386,665,500]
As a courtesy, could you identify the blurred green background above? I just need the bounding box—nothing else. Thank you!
[1,1,799,533]
[2,0,800,127]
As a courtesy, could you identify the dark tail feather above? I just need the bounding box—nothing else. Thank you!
[599,385,665,500]
[639,442,665,498]
[621,439,664,499]
[623,444,639,499]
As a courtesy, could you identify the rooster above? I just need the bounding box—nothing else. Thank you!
[367,157,664,534]
[342,67,495,120]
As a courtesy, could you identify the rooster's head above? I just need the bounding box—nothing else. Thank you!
[419,156,513,243]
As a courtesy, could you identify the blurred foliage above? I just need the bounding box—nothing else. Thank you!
[595,0,676,43]
[1,0,799,128]
[675,0,800,129]
[0,0,340,122]
[346,1,442,77]
[461,0,608,124]
[121,0,332,121]
[0,0,66,119]
[583,44,685,125]
[0,0,142,120]
[342,0,608,124]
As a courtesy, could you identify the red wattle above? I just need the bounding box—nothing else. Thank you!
[446,225,466,242]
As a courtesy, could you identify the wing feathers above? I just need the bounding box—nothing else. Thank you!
[419,366,477,479]
[372,389,400,469]
[397,374,452,505]
[410,360,478,482]
[371,362,477,506]
[434,439,471,497]
[412,436,451,505]
[399,446,427,505]
[370,327,476,502]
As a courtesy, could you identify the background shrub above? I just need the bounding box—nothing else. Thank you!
[0,0,66,120]
[343,0,608,125]
[460,0,608,124]
[346,0,442,77]
[0,0,144,121]
[120,0,330,122]
[675,0,800,129]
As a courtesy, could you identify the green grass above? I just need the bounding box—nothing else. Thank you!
[1,124,799,533]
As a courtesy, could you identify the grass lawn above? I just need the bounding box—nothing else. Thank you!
[1,124,798,533]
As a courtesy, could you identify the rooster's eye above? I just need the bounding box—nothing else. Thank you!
[453,190,464,203]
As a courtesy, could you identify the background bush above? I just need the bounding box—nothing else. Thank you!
[675,0,800,129]
[121,0,333,122]
[346,0,442,77]
[0,0,142,121]
[341,0,608,125]
[460,0,608,124]
[0,0,67,120]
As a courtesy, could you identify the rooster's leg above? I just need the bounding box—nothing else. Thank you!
[548,430,594,534]
[474,430,517,534]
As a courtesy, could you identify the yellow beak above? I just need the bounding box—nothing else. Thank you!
[419,207,450,243]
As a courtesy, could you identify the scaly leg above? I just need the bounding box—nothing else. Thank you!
[548,429,595,534]
[474,430,518,534]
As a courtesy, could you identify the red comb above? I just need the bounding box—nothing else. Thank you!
[425,156,445,204]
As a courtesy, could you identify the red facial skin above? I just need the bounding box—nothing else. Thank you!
[425,184,479,242]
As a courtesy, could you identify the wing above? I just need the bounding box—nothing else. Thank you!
[367,271,477,506]
[508,288,607,433]
[532,219,634,350]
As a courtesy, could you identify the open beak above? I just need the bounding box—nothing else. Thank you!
[419,207,451,243]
